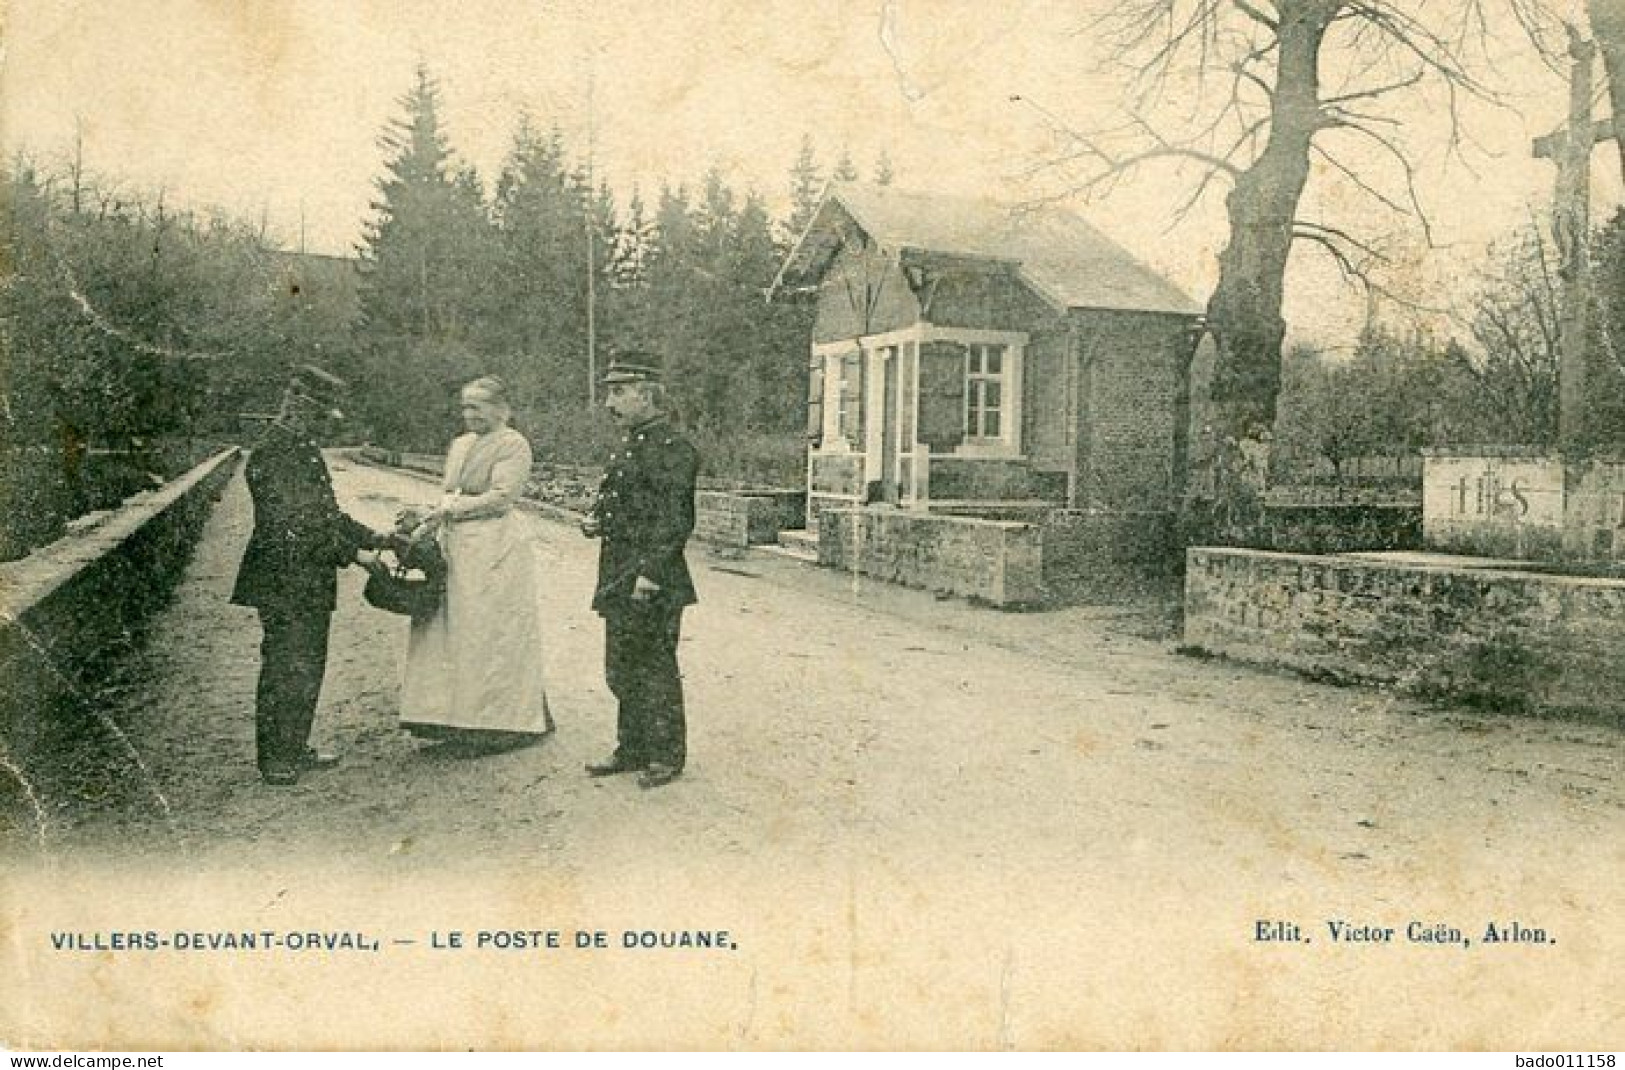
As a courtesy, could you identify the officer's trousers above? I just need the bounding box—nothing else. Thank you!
[603,602,686,770]
[254,606,332,772]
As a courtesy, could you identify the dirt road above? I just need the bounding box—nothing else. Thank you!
[3,456,1620,1049]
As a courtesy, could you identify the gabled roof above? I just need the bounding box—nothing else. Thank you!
[775,182,1201,317]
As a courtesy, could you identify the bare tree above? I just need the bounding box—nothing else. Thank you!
[1460,224,1562,446]
[1022,0,1511,513]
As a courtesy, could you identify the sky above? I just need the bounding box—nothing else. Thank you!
[4,0,1621,346]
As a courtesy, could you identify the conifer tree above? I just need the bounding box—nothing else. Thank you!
[873,149,894,186]
[786,135,823,241]
[355,64,496,447]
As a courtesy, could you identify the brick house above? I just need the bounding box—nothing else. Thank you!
[772,183,1203,527]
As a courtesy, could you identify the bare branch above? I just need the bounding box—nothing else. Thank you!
[1338,1,1499,103]
[1293,219,1389,263]
[1311,142,1411,220]
[1320,122,1436,246]
[1237,63,1275,99]
[1231,0,1277,30]
[1321,70,1424,106]
[1293,228,1370,290]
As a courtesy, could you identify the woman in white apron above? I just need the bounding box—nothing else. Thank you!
[399,376,554,750]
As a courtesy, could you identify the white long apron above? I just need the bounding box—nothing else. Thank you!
[399,430,551,735]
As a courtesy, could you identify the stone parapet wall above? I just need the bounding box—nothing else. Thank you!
[696,490,806,548]
[813,506,1185,608]
[0,448,242,735]
[1183,547,1625,723]
[819,507,1043,607]
[807,493,860,531]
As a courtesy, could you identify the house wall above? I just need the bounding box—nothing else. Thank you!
[811,242,920,344]
[1023,327,1072,475]
[927,458,1065,503]
[912,262,1070,473]
[807,246,1195,514]
[922,263,1053,331]
[1075,310,1193,510]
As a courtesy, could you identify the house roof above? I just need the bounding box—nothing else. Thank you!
[775,182,1202,317]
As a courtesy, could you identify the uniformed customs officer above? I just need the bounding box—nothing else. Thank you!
[230,365,388,786]
[581,358,699,789]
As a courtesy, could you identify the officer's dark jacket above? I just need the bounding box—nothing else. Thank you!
[591,415,699,615]
[230,425,375,614]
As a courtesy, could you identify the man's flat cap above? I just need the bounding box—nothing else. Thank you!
[601,358,662,385]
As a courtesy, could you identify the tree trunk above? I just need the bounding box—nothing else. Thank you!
[1590,0,1625,184]
[1194,0,1336,530]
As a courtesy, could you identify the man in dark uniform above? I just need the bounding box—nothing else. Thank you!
[230,365,386,786]
[581,358,699,790]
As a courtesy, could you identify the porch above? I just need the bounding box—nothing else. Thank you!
[805,323,1065,526]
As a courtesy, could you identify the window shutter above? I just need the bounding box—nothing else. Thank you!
[918,340,966,453]
[806,355,825,446]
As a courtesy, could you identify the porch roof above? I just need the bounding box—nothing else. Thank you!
[773,182,1202,317]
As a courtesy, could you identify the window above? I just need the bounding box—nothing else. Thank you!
[838,352,863,443]
[965,343,1005,439]
[820,350,864,449]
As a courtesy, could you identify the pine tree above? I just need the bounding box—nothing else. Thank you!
[786,135,823,241]
[695,167,737,267]
[873,149,894,186]
[610,184,653,289]
[354,65,497,447]
[832,148,859,182]
[627,171,812,447]
[490,117,591,411]
[733,192,807,431]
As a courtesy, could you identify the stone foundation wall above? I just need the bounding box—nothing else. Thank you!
[1041,510,1180,602]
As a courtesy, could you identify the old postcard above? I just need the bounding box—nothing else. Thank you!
[1,0,1621,1051]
